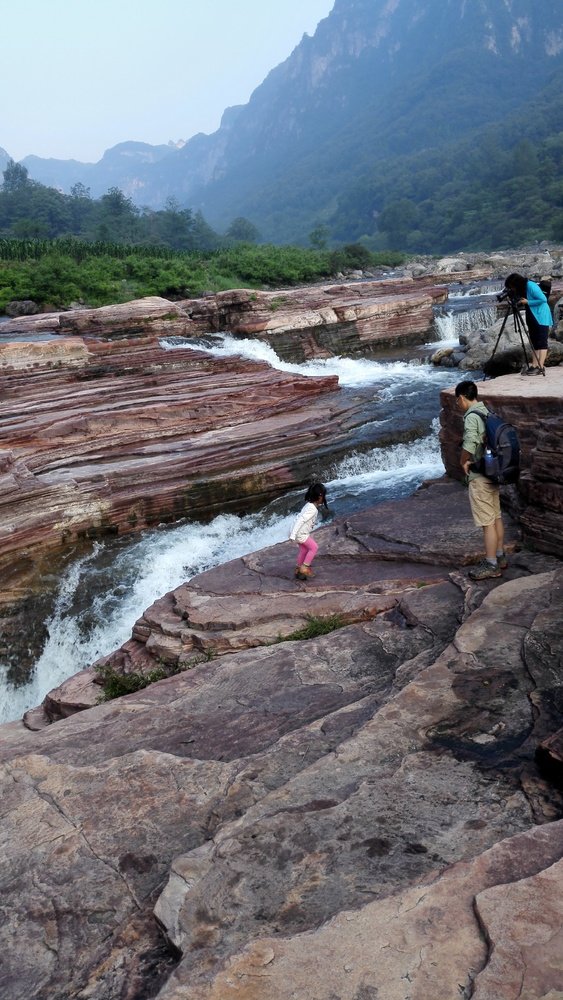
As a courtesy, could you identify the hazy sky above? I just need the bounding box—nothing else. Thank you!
[2,0,334,163]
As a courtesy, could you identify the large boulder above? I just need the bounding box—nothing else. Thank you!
[4,299,39,317]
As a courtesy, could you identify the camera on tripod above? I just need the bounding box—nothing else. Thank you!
[496,288,520,307]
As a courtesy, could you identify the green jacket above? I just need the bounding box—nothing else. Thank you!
[462,401,488,481]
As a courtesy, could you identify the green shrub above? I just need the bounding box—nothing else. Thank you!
[0,239,365,312]
[95,649,216,701]
[95,664,170,701]
[280,614,346,642]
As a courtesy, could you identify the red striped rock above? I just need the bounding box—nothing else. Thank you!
[0,333,357,603]
[180,279,449,360]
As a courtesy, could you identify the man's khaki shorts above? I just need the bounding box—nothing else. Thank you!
[468,475,501,527]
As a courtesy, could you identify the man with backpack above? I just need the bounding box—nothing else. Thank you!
[455,380,508,580]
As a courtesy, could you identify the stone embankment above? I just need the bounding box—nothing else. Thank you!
[1,477,563,1000]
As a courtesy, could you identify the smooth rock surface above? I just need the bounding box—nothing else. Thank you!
[168,822,563,1000]
[1,469,562,1000]
[30,480,521,724]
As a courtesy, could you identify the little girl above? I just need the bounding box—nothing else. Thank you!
[289,482,327,580]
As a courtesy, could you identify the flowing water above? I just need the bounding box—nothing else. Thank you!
[0,286,491,723]
[433,279,500,343]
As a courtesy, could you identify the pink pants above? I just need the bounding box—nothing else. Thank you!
[297,536,318,566]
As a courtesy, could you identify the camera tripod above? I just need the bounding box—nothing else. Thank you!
[485,300,545,379]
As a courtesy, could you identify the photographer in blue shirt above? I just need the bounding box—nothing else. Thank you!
[504,272,553,374]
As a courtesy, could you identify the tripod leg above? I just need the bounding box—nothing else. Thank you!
[514,309,543,373]
[484,311,511,379]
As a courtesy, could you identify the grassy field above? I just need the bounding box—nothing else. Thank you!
[0,239,405,312]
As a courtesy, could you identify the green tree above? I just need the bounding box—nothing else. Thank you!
[192,210,221,251]
[2,159,30,193]
[70,182,91,200]
[69,183,93,234]
[377,199,420,249]
[225,216,261,243]
[153,197,197,250]
[97,187,140,242]
[309,224,329,250]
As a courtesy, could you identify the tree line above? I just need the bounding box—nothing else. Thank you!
[0,159,263,251]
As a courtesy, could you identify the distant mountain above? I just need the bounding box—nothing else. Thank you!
[147,0,563,240]
[20,141,178,201]
[11,0,563,244]
[0,147,10,174]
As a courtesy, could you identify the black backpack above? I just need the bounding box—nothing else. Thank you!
[465,407,520,484]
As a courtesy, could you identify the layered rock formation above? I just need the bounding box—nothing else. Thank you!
[1,481,562,1000]
[0,304,377,679]
[176,278,452,360]
[1,279,452,359]
[0,295,192,339]
[0,329,355,593]
[0,277,456,674]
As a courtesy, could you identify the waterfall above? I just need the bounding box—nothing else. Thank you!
[433,304,497,343]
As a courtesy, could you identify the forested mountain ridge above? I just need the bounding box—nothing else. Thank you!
[6,0,563,249]
[329,63,563,251]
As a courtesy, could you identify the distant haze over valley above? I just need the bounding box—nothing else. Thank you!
[3,0,563,250]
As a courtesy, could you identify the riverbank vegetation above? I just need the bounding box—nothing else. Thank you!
[0,236,404,312]
[0,161,405,311]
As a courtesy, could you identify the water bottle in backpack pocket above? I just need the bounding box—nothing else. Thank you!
[465,408,520,485]
[483,445,500,479]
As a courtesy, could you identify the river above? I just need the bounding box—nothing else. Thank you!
[0,282,499,723]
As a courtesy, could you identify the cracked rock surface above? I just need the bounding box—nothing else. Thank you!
[1,481,562,999]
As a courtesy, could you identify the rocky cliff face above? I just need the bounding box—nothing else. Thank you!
[18,1,563,235]
[143,0,563,229]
